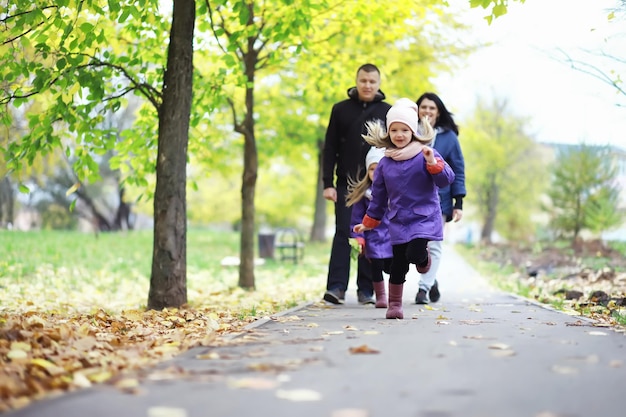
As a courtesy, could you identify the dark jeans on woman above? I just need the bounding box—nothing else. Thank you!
[389,238,429,285]
[326,180,375,297]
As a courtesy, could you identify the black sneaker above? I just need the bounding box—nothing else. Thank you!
[357,291,375,305]
[415,289,429,304]
[429,280,441,303]
[323,289,345,304]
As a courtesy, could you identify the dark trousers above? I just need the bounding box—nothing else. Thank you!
[326,181,374,296]
[366,257,392,283]
[389,238,429,285]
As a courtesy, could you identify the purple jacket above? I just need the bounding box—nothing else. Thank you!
[350,189,393,260]
[366,150,455,245]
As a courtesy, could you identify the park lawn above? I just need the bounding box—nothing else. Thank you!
[0,228,329,411]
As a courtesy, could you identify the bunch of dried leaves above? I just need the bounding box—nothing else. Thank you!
[473,240,626,330]
[0,306,255,411]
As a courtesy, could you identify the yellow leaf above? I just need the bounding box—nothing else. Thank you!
[491,349,516,357]
[30,358,66,376]
[196,352,220,360]
[275,389,322,402]
[349,344,380,354]
[72,372,92,388]
[65,182,80,196]
[7,349,29,360]
[114,378,140,389]
[26,315,47,328]
[147,407,188,417]
[10,342,31,351]
[228,377,279,390]
[331,409,369,417]
[488,343,510,350]
[86,370,113,383]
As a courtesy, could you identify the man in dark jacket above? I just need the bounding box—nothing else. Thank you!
[322,63,391,305]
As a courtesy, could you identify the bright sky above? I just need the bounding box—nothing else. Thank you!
[435,0,626,149]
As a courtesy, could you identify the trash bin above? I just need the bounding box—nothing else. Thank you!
[258,233,276,259]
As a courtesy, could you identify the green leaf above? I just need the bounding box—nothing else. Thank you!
[80,22,94,33]
[56,58,67,71]
[119,8,131,23]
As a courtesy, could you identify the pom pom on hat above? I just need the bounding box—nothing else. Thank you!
[394,98,418,112]
[365,146,385,169]
[386,99,418,135]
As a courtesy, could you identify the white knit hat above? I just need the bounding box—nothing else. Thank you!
[386,98,418,135]
[394,97,418,112]
[365,146,385,169]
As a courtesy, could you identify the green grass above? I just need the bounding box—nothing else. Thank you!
[613,310,626,326]
[0,228,331,316]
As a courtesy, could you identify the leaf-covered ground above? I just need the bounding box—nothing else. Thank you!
[0,230,328,412]
[3,231,625,412]
[462,239,626,332]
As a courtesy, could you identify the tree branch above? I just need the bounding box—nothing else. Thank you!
[556,48,626,101]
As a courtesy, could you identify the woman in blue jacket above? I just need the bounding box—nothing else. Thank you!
[414,93,466,304]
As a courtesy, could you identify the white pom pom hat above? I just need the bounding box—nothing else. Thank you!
[386,98,418,135]
[365,146,385,169]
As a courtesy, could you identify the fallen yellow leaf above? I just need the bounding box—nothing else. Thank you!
[349,345,380,354]
[275,389,322,402]
[30,358,66,376]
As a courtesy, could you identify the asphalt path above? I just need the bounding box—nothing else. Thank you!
[7,245,626,417]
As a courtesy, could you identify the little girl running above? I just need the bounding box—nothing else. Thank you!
[346,146,393,308]
[353,99,455,319]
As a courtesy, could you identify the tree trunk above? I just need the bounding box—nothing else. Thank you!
[147,0,195,310]
[481,176,499,244]
[113,187,133,230]
[0,177,14,228]
[239,124,256,288]
[75,187,112,232]
[238,27,257,290]
[310,139,326,242]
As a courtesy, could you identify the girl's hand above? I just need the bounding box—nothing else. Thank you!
[353,224,371,233]
[423,146,436,165]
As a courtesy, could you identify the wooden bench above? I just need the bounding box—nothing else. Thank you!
[274,228,305,263]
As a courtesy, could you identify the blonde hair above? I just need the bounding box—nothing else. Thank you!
[346,172,372,207]
[362,118,435,148]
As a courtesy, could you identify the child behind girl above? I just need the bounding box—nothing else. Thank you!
[353,99,455,319]
[346,146,393,308]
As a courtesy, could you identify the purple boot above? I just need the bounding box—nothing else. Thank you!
[386,283,404,319]
[373,281,388,308]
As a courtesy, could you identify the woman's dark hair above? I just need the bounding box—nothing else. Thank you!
[416,92,459,136]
